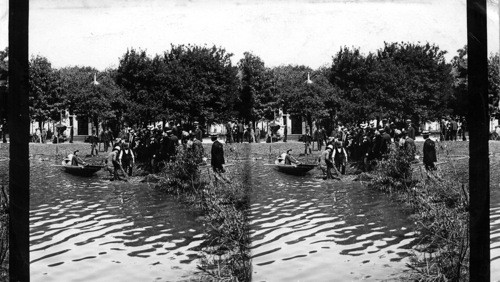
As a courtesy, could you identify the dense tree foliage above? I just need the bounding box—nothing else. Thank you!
[237,52,276,123]
[29,55,64,127]
[329,47,378,123]
[488,53,500,119]
[162,44,239,125]
[450,46,468,117]
[116,45,239,127]
[375,42,454,123]
[115,49,159,126]
[59,66,123,133]
[330,43,454,125]
[0,48,6,84]
[273,65,333,131]
[0,48,8,121]
[19,42,500,134]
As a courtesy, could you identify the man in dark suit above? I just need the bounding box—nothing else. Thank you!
[450,118,458,141]
[422,131,437,171]
[194,123,203,143]
[210,133,225,173]
[407,120,415,140]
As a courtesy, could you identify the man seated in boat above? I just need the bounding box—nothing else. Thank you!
[66,150,86,166]
[277,149,300,165]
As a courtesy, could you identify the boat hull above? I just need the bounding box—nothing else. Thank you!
[61,161,102,176]
[274,164,316,175]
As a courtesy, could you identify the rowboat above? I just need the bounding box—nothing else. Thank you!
[272,160,317,176]
[60,159,102,176]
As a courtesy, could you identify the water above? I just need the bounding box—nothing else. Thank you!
[491,183,500,280]
[29,157,420,281]
[29,159,206,282]
[247,161,418,281]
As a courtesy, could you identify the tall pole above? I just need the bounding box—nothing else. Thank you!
[9,0,30,280]
[467,0,490,281]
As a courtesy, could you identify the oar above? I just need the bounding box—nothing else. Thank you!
[117,162,129,180]
[332,163,344,181]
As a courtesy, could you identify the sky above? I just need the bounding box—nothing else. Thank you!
[0,0,499,70]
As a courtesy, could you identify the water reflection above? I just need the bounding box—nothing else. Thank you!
[248,160,418,281]
[490,184,500,279]
[30,159,206,282]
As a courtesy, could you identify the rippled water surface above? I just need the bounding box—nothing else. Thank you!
[30,159,206,282]
[491,184,500,280]
[247,161,418,281]
[31,156,422,281]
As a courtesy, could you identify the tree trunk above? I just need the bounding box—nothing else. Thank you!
[93,116,99,135]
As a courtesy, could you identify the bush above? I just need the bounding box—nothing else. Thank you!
[372,145,415,192]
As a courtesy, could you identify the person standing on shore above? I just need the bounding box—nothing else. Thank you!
[407,120,415,140]
[41,128,47,143]
[422,131,437,171]
[320,145,334,179]
[450,118,458,141]
[303,128,312,155]
[1,118,6,143]
[105,146,122,181]
[119,142,135,176]
[90,130,99,156]
[210,133,225,173]
[237,121,244,143]
[332,141,348,175]
[225,121,233,144]
[194,123,203,143]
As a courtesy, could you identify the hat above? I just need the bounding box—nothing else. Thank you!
[327,145,334,150]
[422,131,430,136]
[114,146,121,151]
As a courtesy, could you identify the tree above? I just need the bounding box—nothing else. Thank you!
[237,52,276,123]
[0,48,8,122]
[59,66,119,134]
[115,48,160,127]
[162,44,239,125]
[273,65,331,133]
[329,47,378,124]
[450,46,468,117]
[28,55,64,128]
[374,42,454,124]
[488,52,500,120]
[0,47,7,83]
[451,46,500,121]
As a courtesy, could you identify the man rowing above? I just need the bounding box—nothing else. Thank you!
[278,149,300,165]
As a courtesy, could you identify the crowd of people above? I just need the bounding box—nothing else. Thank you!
[307,119,436,179]
[97,122,206,180]
[60,116,465,181]
[224,120,265,144]
[439,117,466,141]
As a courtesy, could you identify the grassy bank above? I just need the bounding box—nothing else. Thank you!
[370,140,500,281]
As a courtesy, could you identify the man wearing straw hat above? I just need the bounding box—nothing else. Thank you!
[320,145,334,179]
